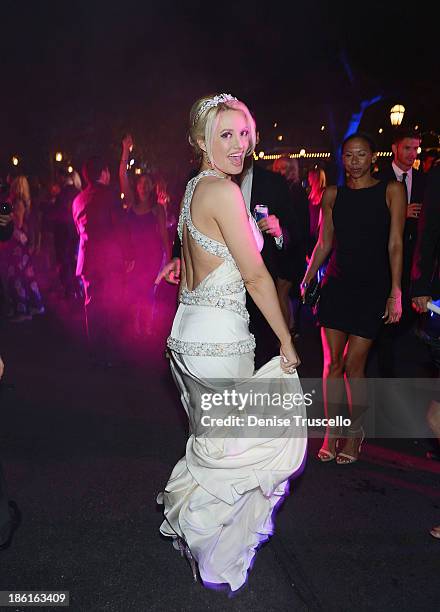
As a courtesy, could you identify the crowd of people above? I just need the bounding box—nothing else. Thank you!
[0,97,439,582]
[0,138,175,357]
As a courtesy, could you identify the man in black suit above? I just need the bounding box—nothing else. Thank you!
[0,213,21,550]
[157,157,291,367]
[376,127,426,376]
[53,168,80,299]
[72,157,133,366]
[411,163,440,538]
[239,155,290,367]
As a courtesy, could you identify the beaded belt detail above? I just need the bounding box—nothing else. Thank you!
[180,281,248,322]
[167,335,256,357]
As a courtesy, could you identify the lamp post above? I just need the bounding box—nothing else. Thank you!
[390,104,405,127]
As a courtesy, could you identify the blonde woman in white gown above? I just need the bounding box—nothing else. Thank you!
[158,94,307,591]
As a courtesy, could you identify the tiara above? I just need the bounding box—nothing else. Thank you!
[193,93,238,125]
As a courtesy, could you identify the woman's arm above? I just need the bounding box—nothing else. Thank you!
[156,204,171,261]
[384,181,406,323]
[13,199,26,230]
[301,187,336,287]
[119,134,135,209]
[210,180,299,369]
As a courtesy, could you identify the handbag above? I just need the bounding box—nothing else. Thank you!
[302,276,321,307]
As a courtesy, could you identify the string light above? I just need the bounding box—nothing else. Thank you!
[67,165,73,173]
[55,152,63,162]
[321,125,325,131]
[12,156,19,166]
[253,150,394,161]
[378,128,383,134]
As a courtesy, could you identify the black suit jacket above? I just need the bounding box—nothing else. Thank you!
[411,165,440,299]
[249,163,290,277]
[376,163,426,241]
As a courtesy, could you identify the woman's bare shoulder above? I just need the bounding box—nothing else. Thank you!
[194,177,242,209]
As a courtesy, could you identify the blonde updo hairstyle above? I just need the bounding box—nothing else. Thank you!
[189,94,256,167]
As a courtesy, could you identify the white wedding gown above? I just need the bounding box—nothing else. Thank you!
[158,170,307,591]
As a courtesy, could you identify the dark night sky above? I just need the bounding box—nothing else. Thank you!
[1,0,439,177]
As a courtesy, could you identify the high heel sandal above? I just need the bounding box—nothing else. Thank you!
[317,429,341,462]
[336,428,365,464]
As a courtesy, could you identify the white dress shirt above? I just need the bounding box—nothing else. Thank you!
[240,164,253,213]
[239,163,283,249]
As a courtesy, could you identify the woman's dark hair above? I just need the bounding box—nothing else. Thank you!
[342,131,377,153]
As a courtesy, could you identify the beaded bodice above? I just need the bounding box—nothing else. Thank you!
[167,170,255,357]
[178,170,235,262]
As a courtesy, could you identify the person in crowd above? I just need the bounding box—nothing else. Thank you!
[307,167,326,252]
[156,123,289,368]
[4,176,44,321]
[53,169,81,299]
[301,132,406,463]
[158,92,304,591]
[272,156,309,336]
[0,209,14,314]
[376,128,426,376]
[411,162,440,538]
[119,136,170,337]
[422,150,438,175]
[27,176,44,256]
[73,156,133,366]
[40,181,61,272]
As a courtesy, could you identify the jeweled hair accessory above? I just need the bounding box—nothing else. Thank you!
[193,93,238,125]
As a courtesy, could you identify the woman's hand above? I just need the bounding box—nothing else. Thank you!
[300,279,309,303]
[280,338,301,374]
[383,292,402,324]
[122,134,133,157]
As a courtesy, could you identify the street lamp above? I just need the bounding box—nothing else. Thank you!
[55,152,63,162]
[12,156,19,166]
[390,104,405,126]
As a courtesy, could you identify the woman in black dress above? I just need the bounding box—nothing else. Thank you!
[301,133,406,463]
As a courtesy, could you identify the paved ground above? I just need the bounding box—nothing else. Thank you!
[0,285,439,611]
